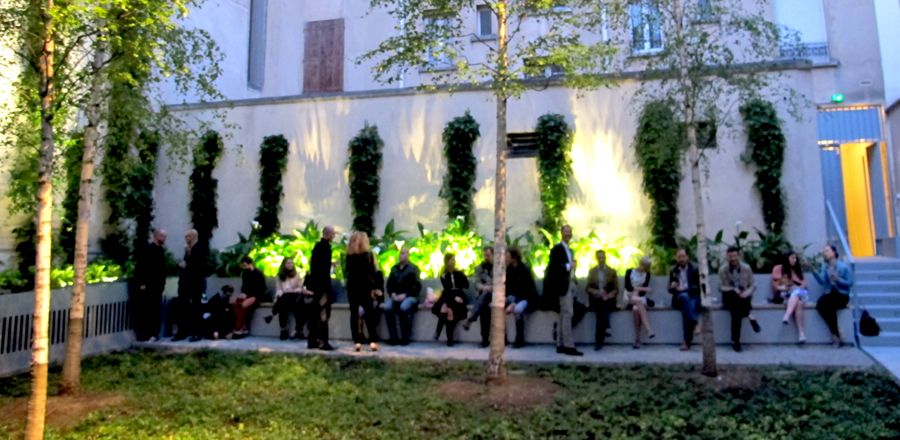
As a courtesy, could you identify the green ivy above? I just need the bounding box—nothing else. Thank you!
[634,101,684,249]
[131,132,161,253]
[439,112,480,229]
[347,123,384,236]
[254,135,290,238]
[741,99,787,234]
[190,131,224,246]
[60,135,85,263]
[535,113,574,235]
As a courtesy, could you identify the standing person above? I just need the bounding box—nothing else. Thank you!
[585,250,619,350]
[624,257,655,349]
[346,231,381,352]
[462,247,494,348]
[269,258,308,340]
[718,247,760,352]
[232,257,266,338]
[546,225,582,356]
[505,248,538,348]
[384,247,422,346]
[174,229,208,342]
[772,251,809,344]
[305,226,336,350]
[133,229,168,342]
[811,244,854,347]
[668,248,700,351]
[432,253,469,346]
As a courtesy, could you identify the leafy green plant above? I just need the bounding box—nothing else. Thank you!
[0,268,29,293]
[130,132,162,252]
[59,135,84,263]
[439,112,480,229]
[741,99,787,234]
[347,123,384,236]
[254,135,290,238]
[407,218,484,278]
[189,130,224,246]
[518,229,643,279]
[535,114,574,235]
[634,101,684,248]
[50,259,127,289]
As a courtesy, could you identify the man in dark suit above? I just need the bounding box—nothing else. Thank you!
[133,229,168,342]
[668,248,701,351]
[545,225,582,356]
[304,225,336,350]
[174,229,208,342]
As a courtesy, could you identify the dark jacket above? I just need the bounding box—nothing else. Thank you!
[134,241,167,292]
[506,263,539,309]
[304,239,333,299]
[241,268,268,301]
[346,252,377,303]
[544,242,573,298]
[178,241,209,297]
[624,268,651,293]
[586,264,619,300]
[386,263,422,300]
[434,270,470,320]
[668,263,701,297]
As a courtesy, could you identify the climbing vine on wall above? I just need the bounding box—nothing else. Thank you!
[535,113,573,234]
[439,111,480,229]
[60,135,85,263]
[189,131,224,246]
[740,99,787,234]
[634,101,684,249]
[255,135,290,238]
[347,123,384,236]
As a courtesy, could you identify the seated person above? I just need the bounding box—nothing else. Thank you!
[265,258,310,341]
[384,248,422,346]
[432,253,469,346]
[624,257,655,349]
[772,250,808,344]
[357,253,385,345]
[201,286,234,340]
[585,250,619,350]
[505,248,538,348]
[232,257,267,337]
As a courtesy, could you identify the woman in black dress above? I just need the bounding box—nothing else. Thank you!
[433,253,469,346]
[345,231,381,352]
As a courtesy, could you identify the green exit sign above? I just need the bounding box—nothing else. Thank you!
[831,93,845,103]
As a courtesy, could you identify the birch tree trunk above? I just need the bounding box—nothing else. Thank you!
[672,0,717,377]
[26,0,56,437]
[61,42,105,395]
[486,0,509,384]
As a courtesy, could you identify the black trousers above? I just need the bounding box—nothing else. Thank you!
[273,292,305,334]
[349,295,379,344]
[590,297,618,347]
[307,295,331,348]
[133,285,164,341]
[816,290,849,336]
[174,293,202,337]
[723,291,752,344]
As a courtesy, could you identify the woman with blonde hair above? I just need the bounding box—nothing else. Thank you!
[624,256,655,349]
[345,231,381,352]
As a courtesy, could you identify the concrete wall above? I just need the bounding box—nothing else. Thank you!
[875,0,900,106]
[820,0,886,104]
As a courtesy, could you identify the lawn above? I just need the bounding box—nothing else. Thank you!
[0,349,898,439]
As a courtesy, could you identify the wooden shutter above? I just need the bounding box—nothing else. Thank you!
[304,19,344,93]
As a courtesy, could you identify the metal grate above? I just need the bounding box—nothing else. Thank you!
[0,300,131,355]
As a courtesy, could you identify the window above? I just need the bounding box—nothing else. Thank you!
[425,13,452,68]
[630,1,664,55]
[476,5,494,38]
[247,0,268,90]
[696,0,715,22]
[303,19,344,93]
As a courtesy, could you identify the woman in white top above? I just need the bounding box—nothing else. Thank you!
[268,258,311,341]
[624,257,655,349]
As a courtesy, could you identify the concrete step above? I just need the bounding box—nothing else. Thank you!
[860,331,900,347]
[863,305,900,319]
[874,318,900,333]
[856,270,900,281]
[854,281,900,294]
[854,261,900,272]
[855,292,900,305]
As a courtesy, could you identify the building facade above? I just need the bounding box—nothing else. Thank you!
[2,0,899,264]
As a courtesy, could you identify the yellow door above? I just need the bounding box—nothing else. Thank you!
[840,142,876,257]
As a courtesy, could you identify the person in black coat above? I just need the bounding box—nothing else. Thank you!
[133,229,168,342]
[668,248,702,350]
[433,253,469,346]
[201,285,234,340]
[174,229,208,342]
[304,226,336,350]
[505,248,538,348]
[545,225,582,356]
[345,231,382,352]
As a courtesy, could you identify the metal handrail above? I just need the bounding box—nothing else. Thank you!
[825,200,859,345]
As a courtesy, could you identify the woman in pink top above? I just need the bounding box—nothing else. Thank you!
[771,251,808,344]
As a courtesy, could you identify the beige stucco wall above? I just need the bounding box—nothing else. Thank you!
[150,73,827,257]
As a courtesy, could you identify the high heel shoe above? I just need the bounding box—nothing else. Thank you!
[354,343,362,352]
[369,342,379,352]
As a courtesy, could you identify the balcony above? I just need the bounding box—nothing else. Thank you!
[779,41,830,62]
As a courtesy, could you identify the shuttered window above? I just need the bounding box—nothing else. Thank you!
[303,19,345,93]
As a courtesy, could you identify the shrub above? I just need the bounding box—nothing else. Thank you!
[189,131,224,246]
[439,112,480,229]
[740,99,787,234]
[254,135,290,238]
[634,101,684,248]
[347,123,384,237]
[535,114,573,235]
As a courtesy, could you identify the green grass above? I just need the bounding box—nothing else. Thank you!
[1,350,899,439]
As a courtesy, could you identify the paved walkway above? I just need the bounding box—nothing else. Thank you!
[137,337,877,369]
[864,347,900,381]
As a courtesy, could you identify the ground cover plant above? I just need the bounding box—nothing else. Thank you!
[0,350,897,439]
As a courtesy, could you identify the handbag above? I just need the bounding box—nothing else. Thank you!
[860,309,881,337]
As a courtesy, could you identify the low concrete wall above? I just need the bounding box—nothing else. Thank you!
[0,283,134,377]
